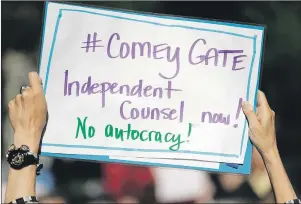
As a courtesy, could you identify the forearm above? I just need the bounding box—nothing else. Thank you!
[263,146,297,203]
[5,166,37,203]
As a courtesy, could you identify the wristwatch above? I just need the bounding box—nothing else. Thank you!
[6,144,43,175]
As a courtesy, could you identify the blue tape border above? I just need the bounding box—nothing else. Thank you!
[38,2,265,174]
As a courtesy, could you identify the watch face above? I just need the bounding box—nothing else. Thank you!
[11,153,24,166]
[20,145,29,152]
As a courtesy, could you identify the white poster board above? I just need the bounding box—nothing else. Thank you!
[39,2,265,174]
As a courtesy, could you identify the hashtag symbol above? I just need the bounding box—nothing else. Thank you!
[81,32,104,53]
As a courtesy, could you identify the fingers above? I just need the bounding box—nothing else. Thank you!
[8,99,14,110]
[8,94,23,111]
[28,72,42,93]
[21,86,31,97]
[257,90,275,121]
[257,90,271,110]
[15,94,23,106]
[9,72,43,111]
[242,101,260,129]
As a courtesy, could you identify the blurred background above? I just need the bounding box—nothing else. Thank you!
[1,1,301,203]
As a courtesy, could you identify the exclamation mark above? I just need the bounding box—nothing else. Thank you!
[233,98,243,128]
[186,123,192,142]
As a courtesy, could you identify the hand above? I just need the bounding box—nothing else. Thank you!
[243,91,297,204]
[8,72,47,153]
[242,90,277,159]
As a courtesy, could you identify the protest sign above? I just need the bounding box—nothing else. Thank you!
[39,2,265,172]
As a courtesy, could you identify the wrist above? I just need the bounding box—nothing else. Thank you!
[13,131,41,154]
[261,145,280,166]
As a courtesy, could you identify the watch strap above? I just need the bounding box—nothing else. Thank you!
[6,144,43,175]
[9,196,38,204]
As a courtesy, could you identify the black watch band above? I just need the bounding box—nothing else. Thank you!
[9,196,38,204]
[6,144,43,175]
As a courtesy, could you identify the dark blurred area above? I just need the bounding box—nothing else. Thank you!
[2,1,301,204]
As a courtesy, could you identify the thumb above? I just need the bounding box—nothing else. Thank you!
[242,101,260,129]
[28,72,43,93]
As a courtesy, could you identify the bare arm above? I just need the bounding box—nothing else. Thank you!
[5,165,37,203]
[5,72,47,203]
[263,146,297,203]
[243,90,298,203]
